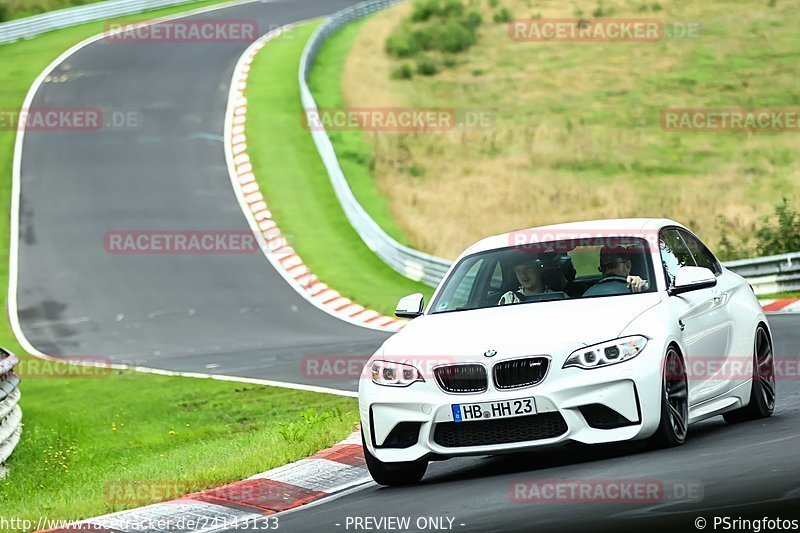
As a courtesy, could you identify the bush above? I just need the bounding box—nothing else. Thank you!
[755,198,800,256]
[463,10,483,29]
[493,7,513,23]
[391,63,415,80]
[439,18,478,53]
[411,26,438,51]
[416,56,439,76]
[411,0,439,21]
[385,30,420,58]
[716,199,800,260]
[488,0,499,7]
[386,0,480,77]
[0,4,7,22]
[441,0,465,17]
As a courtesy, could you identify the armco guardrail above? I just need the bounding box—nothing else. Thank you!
[0,349,22,477]
[301,1,799,294]
[299,0,451,288]
[0,0,200,45]
[723,252,800,296]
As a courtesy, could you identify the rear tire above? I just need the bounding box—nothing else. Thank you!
[649,347,688,448]
[723,325,775,424]
[361,429,427,486]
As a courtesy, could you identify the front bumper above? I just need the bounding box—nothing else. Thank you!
[359,354,663,463]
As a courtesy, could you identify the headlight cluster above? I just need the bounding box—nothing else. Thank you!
[563,336,648,369]
[371,360,424,387]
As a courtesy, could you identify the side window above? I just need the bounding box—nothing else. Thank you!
[678,230,722,276]
[489,261,503,290]
[659,229,696,287]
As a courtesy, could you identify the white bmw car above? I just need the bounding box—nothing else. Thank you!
[359,219,775,485]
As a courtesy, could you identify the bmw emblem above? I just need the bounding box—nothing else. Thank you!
[484,349,497,358]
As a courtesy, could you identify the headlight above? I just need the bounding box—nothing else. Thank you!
[370,360,424,387]
[563,336,648,370]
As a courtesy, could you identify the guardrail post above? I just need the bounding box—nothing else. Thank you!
[0,349,22,477]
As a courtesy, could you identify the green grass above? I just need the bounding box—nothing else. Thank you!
[2,0,119,21]
[2,372,357,524]
[308,19,412,246]
[0,2,360,527]
[244,21,433,316]
[760,291,800,300]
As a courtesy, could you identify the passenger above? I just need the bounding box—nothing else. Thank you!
[582,246,648,297]
[498,257,566,305]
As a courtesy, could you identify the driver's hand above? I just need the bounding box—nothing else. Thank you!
[627,276,647,292]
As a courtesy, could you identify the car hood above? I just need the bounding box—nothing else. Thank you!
[381,293,661,361]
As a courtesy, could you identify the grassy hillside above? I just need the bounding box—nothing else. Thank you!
[338,0,800,259]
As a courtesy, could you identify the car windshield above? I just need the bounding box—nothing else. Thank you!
[430,237,656,314]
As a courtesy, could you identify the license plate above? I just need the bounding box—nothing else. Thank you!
[452,397,536,422]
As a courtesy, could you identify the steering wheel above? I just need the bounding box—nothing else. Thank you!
[595,275,629,285]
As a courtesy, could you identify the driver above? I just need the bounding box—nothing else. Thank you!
[582,245,648,297]
[498,256,565,305]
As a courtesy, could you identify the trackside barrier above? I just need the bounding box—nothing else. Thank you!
[0,0,201,44]
[300,1,798,293]
[724,252,800,296]
[0,349,22,477]
[298,0,452,288]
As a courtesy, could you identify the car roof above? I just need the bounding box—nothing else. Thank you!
[461,218,686,257]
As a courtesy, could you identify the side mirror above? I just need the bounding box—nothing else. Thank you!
[669,266,717,295]
[395,293,424,318]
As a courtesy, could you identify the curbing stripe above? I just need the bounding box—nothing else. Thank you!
[39,431,370,532]
[762,298,800,313]
[223,24,405,333]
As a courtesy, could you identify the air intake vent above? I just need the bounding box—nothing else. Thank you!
[433,412,568,447]
[579,404,638,429]
[433,364,487,393]
[493,357,549,389]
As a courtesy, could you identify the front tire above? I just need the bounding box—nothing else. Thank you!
[723,325,776,423]
[649,347,689,448]
[361,429,427,486]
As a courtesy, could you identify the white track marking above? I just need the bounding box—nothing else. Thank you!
[7,0,363,398]
[221,23,404,333]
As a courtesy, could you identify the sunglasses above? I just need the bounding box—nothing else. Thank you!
[598,260,626,272]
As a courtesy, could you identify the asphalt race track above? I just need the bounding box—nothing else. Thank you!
[14,0,800,530]
[15,0,386,391]
[238,314,800,532]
